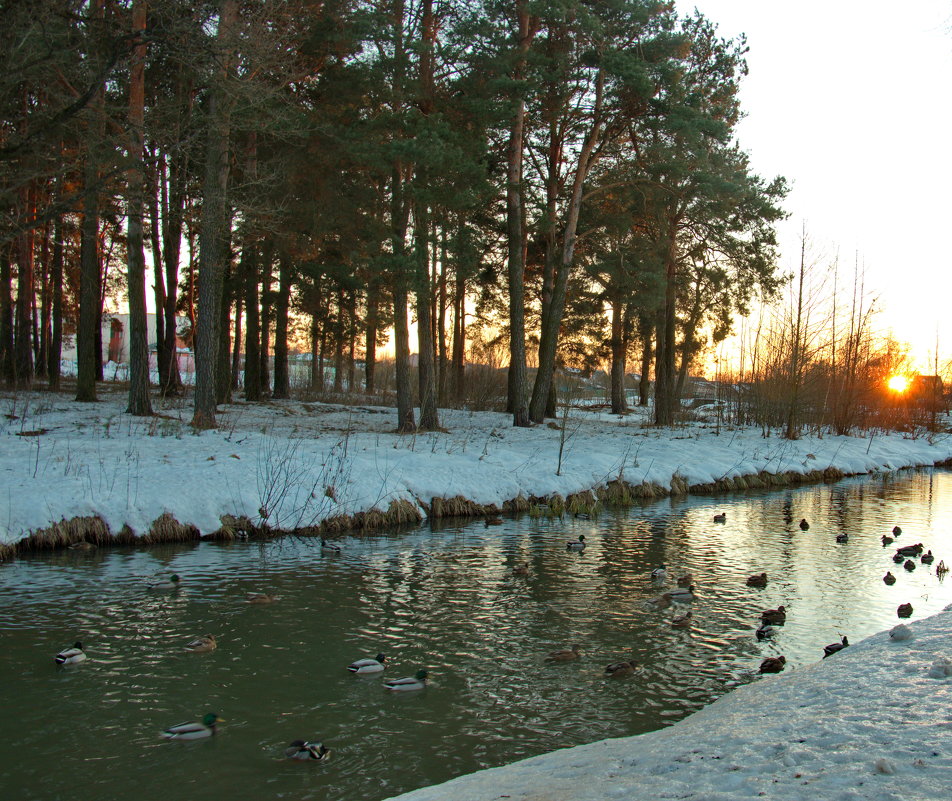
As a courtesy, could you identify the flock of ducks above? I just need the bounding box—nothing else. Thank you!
[51,565,434,760]
[743,517,947,672]
[51,512,948,758]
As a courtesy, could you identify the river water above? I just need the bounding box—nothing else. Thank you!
[1,469,951,800]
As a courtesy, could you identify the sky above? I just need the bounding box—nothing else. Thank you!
[676,1,952,369]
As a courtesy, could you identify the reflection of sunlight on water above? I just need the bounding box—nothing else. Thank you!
[1,469,952,801]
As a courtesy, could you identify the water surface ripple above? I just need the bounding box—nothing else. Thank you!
[2,470,951,800]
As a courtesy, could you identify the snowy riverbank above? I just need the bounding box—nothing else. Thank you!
[2,387,951,552]
[383,608,952,801]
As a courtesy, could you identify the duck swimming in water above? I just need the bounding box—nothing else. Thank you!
[320,538,342,554]
[799,519,810,531]
[883,571,896,585]
[161,713,221,740]
[546,644,582,662]
[921,550,935,565]
[284,739,331,761]
[760,605,787,625]
[881,535,894,546]
[566,535,587,551]
[604,660,637,677]
[713,513,727,524]
[650,564,667,582]
[54,642,87,665]
[746,573,768,588]
[384,670,429,691]
[347,653,387,674]
[897,603,914,618]
[184,634,217,654]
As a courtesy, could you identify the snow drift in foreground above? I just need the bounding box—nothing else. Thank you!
[1,390,950,547]
[385,608,952,801]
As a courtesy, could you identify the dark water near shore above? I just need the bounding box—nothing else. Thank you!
[1,469,951,801]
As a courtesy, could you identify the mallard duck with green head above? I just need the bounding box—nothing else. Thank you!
[161,713,222,740]
[384,669,428,691]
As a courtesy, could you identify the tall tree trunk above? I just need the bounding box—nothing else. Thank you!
[191,0,237,428]
[451,272,465,400]
[609,299,627,414]
[37,218,51,380]
[150,153,167,390]
[125,0,152,416]
[530,68,605,422]
[638,314,652,406]
[309,314,320,391]
[216,249,233,404]
[48,215,64,388]
[654,218,679,425]
[0,249,13,386]
[76,155,100,402]
[365,290,378,394]
[259,254,272,395]
[506,1,536,427]
[231,293,242,390]
[272,253,291,399]
[14,183,35,387]
[391,0,415,433]
[242,243,261,400]
[414,206,439,430]
[161,150,185,395]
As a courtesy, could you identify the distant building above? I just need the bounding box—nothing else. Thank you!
[63,313,191,366]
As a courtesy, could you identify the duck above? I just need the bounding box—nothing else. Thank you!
[147,573,181,590]
[713,512,727,524]
[759,655,786,673]
[546,644,582,662]
[347,653,387,674]
[897,603,913,618]
[746,573,768,588]
[247,593,279,604]
[760,605,787,625]
[835,533,849,543]
[671,611,693,628]
[650,564,667,582]
[566,535,587,551]
[320,538,342,554]
[185,634,217,654]
[799,519,810,531]
[892,553,905,564]
[161,712,222,740]
[920,550,935,565]
[892,526,902,536]
[904,559,916,572]
[676,574,694,588]
[755,624,776,640]
[485,516,503,526]
[937,560,949,577]
[665,585,696,603]
[284,739,331,761]
[823,636,849,658]
[54,641,87,665]
[383,669,428,691]
[604,660,637,677]
[883,571,896,585]
[896,543,924,557]
[881,535,894,546]
[512,561,530,576]
[68,540,96,551]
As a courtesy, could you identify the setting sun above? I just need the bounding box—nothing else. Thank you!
[887,375,911,393]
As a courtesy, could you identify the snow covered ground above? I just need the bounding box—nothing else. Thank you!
[1,387,951,548]
[383,608,952,801]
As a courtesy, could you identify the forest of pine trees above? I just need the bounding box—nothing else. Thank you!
[1,0,792,431]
